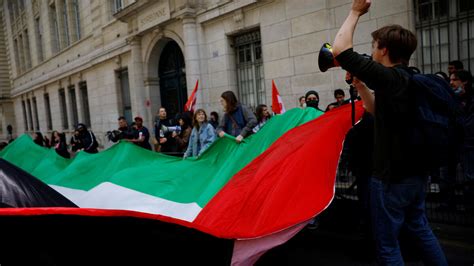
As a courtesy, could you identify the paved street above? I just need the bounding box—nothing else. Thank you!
[258,199,474,265]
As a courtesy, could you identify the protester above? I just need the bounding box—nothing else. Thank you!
[184,109,216,158]
[70,130,82,153]
[128,116,152,150]
[76,123,99,153]
[43,135,51,148]
[453,70,474,211]
[438,70,473,209]
[172,113,192,154]
[345,110,374,241]
[33,132,45,147]
[450,70,472,108]
[253,104,272,133]
[154,107,177,154]
[299,96,306,109]
[326,89,349,111]
[305,90,324,112]
[50,131,58,148]
[106,116,135,143]
[448,60,464,75]
[331,0,447,264]
[216,91,257,143]
[209,111,219,129]
[53,131,70,159]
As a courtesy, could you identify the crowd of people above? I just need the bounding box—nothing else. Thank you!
[29,123,99,158]
[1,1,473,264]
[22,90,281,159]
[19,84,341,161]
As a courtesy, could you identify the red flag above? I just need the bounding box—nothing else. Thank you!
[271,80,286,114]
[184,80,199,112]
[195,102,364,237]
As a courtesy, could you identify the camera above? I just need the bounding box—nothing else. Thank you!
[106,130,122,142]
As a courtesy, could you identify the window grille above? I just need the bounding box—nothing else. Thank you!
[234,30,265,110]
[415,0,474,73]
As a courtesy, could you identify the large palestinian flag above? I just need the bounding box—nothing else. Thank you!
[0,103,364,265]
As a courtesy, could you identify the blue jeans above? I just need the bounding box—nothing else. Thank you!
[370,177,447,266]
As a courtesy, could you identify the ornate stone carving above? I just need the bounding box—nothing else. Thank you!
[233,9,244,30]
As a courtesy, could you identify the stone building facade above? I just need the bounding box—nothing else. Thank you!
[1,0,470,145]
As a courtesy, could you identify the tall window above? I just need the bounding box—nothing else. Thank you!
[68,85,78,127]
[118,69,132,122]
[18,34,25,72]
[50,3,60,52]
[62,0,70,46]
[21,100,28,131]
[24,29,31,69]
[13,39,20,73]
[73,0,81,40]
[112,0,124,14]
[32,97,39,130]
[8,1,15,21]
[415,0,474,73]
[80,81,91,127]
[59,89,68,130]
[44,93,52,130]
[35,17,44,62]
[234,30,265,109]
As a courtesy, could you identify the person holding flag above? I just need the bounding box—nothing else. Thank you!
[252,104,272,133]
[217,91,257,143]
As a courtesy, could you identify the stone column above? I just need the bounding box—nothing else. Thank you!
[16,36,24,73]
[64,84,74,131]
[128,35,150,127]
[75,81,84,124]
[22,29,32,69]
[24,1,38,66]
[40,0,54,58]
[144,77,160,129]
[26,97,33,131]
[182,16,201,96]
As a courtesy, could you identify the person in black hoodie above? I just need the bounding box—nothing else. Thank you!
[154,107,177,154]
[76,123,98,153]
[305,90,324,112]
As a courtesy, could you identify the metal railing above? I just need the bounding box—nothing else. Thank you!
[334,154,474,226]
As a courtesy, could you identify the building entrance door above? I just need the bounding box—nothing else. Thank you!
[159,41,187,120]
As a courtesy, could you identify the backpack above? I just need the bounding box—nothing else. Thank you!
[402,69,462,170]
